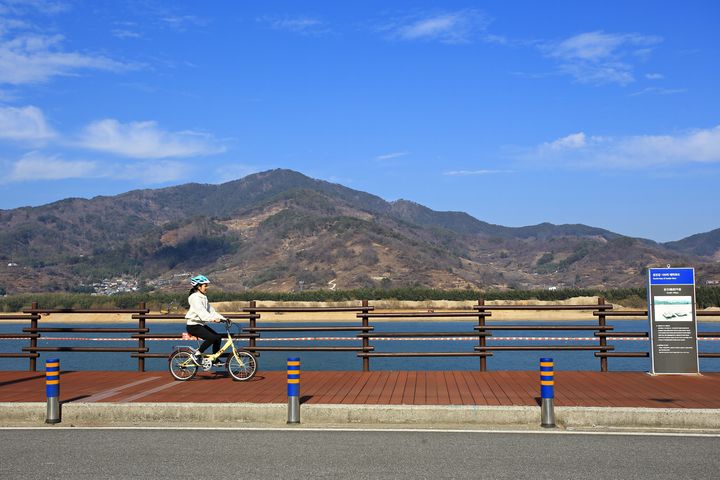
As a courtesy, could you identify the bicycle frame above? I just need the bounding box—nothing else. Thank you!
[204,325,238,363]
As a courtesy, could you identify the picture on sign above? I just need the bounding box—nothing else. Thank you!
[653,296,693,322]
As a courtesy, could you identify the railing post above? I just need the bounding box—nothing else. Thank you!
[598,297,607,372]
[477,299,487,372]
[361,299,370,372]
[137,302,147,372]
[287,357,301,424]
[45,357,61,424]
[248,300,257,356]
[29,301,39,372]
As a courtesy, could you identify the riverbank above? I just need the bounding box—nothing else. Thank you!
[2,297,719,323]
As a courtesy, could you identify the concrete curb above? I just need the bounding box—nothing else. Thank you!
[556,406,720,430]
[1,403,718,430]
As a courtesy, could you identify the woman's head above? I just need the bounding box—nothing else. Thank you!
[189,274,210,295]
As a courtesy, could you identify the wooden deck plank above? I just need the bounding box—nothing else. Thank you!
[571,371,632,407]
[445,371,465,405]
[461,371,497,405]
[596,372,668,408]
[359,371,389,404]
[425,371,440,405]
[388,371,408,405]
[401,371,417,404]
[493,371,529,406]
[314,371,356,402]
[476,372,513,405]
[559,371,621,407]
[303,371,345,404]
[413,371,426,405]
[497,371,537,406]
[314,371,360,404]
[376,371,400,404]
[339,372,373,404]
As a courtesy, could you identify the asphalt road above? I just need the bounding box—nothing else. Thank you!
[1,428,718,479]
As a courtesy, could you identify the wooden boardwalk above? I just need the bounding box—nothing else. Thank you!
[1,370,719,409]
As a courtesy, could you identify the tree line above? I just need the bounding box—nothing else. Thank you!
[1,286,720,312]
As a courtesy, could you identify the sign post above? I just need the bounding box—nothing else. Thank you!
[647,267,700,375]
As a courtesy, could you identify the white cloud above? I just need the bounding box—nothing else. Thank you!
[0,33,132,85]
[646,73,664,80]
[379,9,495,44]
[0,105,55,141]
[545,132,587,150]
[161,15,209,31]
[112,29,142,39]
[530,125,720,168]
[0,0,70,16]
[376,151,409,161]
[4,152,192,183]
[541,31,662,85]
[443,169,512,176]
[257,15,327,35]
[76,119,226,159]
[629,87,686,97]
[0,17,28,35]
[7,151,97,181]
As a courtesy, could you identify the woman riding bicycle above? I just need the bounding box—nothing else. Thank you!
[185,274,226,366]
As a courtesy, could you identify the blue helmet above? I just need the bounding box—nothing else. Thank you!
[190,274,210,286]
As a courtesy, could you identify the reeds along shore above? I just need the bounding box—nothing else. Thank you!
[4,297,719,323]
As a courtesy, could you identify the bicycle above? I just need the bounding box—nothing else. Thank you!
[168,319,257,381]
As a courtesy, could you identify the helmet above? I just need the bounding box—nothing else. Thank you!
[190,275,210,286]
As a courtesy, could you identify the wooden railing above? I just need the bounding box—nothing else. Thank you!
[1,298,719,372]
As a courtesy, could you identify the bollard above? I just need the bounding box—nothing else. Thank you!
[287,357,301,424]
[45,358,61,424]
[540,357,556,428]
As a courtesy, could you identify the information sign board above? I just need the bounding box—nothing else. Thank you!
[647,268,699,374]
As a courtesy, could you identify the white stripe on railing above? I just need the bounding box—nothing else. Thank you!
[1,336,719,341]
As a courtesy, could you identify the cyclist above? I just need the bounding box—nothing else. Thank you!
[185,274,226,366]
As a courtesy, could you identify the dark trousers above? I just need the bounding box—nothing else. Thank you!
[187,324,222,354]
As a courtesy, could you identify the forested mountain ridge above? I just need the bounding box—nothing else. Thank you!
[1,169,718,294]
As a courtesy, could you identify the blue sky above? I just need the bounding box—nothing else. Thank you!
[1,1,718,242]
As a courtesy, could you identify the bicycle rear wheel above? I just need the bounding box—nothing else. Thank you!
[227,350,257,381]
[168,350,198,381]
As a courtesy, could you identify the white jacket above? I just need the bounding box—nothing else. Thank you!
[185,291,225,326]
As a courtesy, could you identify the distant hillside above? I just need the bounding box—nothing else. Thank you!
[664,228,720,259]
[0,169,717,294]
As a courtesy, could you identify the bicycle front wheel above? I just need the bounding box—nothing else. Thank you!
[168,350,198,381]
[227,350,257,381]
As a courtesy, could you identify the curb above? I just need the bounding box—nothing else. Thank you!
[1,403,719,430]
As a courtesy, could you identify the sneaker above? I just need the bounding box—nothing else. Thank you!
[190,352,203,366]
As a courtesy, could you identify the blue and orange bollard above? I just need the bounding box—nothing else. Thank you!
[45,358,61,424]
[540,357,556,428]
[287,357,301,424]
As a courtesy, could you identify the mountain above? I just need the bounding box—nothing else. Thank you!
[0,169,717,294]
[664,228,720,260]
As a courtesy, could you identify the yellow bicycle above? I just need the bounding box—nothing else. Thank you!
[168,319,257,381]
